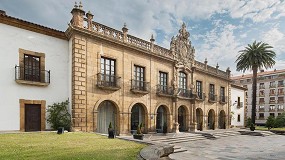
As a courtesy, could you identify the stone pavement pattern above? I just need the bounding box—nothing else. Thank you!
[169,134,285,160]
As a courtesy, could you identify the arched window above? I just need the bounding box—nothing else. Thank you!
[178,72,187,90]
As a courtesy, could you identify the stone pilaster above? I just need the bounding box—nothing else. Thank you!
[72,34,87,132]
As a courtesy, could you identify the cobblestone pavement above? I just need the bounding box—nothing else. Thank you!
[169,135,285,160]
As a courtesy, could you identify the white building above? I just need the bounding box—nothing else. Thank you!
[0,11,71,131]
[230,84,246,127]
[232,69,285,125]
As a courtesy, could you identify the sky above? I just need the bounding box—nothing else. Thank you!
[1,0,285,76]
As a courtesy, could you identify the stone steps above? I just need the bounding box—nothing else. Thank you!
[173,146,188,153]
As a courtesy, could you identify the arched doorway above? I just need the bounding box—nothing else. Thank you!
[208,109,215,130]
[156,105,167,133]
[131,103,146,133]
[219,110,226,129]
[196,108,203,131]
[97,100,118,134]
[178,106,187,132]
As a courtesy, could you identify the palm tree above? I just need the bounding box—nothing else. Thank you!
[236,41,276,130]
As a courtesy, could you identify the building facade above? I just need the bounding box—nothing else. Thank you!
[230,84,246,127]
[67,5,231,134]
[232,69,285,125]
[0,4,232,134]
[0,11,71,131]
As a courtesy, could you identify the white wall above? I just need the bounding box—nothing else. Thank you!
[231,87,245,127]
[0,23,70,131]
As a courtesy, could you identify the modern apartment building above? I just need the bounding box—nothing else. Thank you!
[0,3,232,134]
[232,69,285,125]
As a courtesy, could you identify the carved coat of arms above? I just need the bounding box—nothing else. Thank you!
[170,23,195,68]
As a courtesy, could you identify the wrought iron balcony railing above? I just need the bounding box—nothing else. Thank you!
[196,92,205,101]
[219,96,227,104]
[130,79,150,93]
[269,84,276,88]
[259,85,265,89]
[97,73,121,90]
[156,84,174,96]
[208,93,217,102]
[15,66,50,84]
[177,88,195,99]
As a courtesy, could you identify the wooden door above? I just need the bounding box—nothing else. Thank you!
[25,104,41,131]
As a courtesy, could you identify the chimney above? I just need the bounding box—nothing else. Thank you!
[0,10,6,16]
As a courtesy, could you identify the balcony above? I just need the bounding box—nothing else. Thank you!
[208,93,217,103]
[278,108,284,112]
[269,92,276,96]
[278,92,285,95]
[97,73,121,90]
[15,65,50,86]
[196,92,205,101]
[258,117,265,120]
[269,84,276,88]
[237,102,244,108]
[259,93,265,97]
[278,99,284,104]
[269,100,276,104]
[130,79,150,94]
[177,88,195,99]
[259,108,265,112]
[156,84,174,97]
[269,108,276,112]
[259,101,265,104]
[278,83,284,87]
[259,85,265,89]
[219,96,227,104]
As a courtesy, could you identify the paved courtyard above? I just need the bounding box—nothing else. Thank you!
[170,134,285,160]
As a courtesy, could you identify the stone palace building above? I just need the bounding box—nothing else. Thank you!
[0,3,232,134]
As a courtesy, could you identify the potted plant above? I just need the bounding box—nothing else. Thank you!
[163,122,167,134]
[133,123,144,140]
[108,122,114,139]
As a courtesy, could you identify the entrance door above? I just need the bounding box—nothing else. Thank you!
[219,110,226,129]
[97,101,117,134]
[196,108,203,131]
[178,106,186,132]
[131,103,145,133]
[156,106,167,133]
[208,109,215,130]
[25,104,41,131]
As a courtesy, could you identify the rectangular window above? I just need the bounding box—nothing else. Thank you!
[270,81,276,88]
[259,113,264,119]
[278,88,284,95]
[159,71,168,91]
[259,90,264,96]
[100,57,116,86]
[278,97,284,103]
[278,80,284,87]
[134,65,145,90]
[270,113,275,117]
[259,83,265,89]
[278,113,282,116]
[220,87,225,102]
[237,114,241,122]
[270,97,275,103]
[259,98,264,103]
[278,105,284,110]
[209,84,215,101]
[270,105,275,111]
[24,54,40,82]
[238,97,241,107]
[196,81,202,99]
[270,89,275,95]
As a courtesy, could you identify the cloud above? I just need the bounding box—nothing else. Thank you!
[262,27,285,55]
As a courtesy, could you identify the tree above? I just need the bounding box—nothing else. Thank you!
[265,116,275,130]
[236,41,275,130]
[46,100,71,131]
[274,113,285,128]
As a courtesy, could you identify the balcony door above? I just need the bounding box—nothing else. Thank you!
[24,54,40,82]
[100,57,116,87]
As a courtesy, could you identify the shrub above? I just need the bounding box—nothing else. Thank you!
[108,122,112,129]
[265,116,275,130]
[136,123,143,135]
[246,117,252,127]
[46,100,71,131]
[274,113,285,128]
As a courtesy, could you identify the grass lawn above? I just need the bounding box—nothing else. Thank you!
[0,132,146,160]
[255,126,285,131]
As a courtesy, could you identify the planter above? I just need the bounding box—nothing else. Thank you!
[57,127,64,134]
[133,134,144,140]
[108,130,114,139]
[250,126,255,131]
